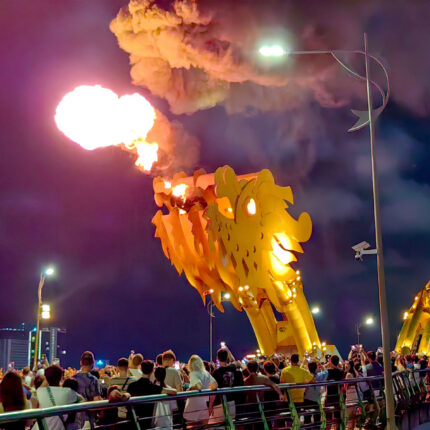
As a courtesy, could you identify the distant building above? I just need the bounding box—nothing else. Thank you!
[0,324,28,370]
[29,327,67,367]
[40,327,67,365]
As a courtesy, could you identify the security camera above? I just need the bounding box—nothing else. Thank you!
[352,241,377,261]
[352,241,371,252]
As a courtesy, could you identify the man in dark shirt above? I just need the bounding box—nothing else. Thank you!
[263,361,281,421]
[209,348,244,423]
[127,360,174,429]
[326,355,344,423]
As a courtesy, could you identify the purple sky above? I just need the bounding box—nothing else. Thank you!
[1,1,429,366]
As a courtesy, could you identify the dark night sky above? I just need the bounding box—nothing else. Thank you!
[1,1,429,366]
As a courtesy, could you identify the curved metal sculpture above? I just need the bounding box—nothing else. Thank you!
[396,281,430,355]
[152,165,322,355]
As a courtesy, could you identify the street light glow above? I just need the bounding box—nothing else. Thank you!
[365,317,374,325]
[41,311,51,320]
[44,267,55,276]
[311,306,320,315]
[41,304,51,312]
[259,45,287,57]
[223,293,231,300]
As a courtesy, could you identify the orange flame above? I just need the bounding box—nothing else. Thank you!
[55,85,158,172]
[172,184,188,200]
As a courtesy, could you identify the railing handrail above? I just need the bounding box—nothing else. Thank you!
[0,368,426,424]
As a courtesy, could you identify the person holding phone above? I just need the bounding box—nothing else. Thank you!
[209,347,243,423]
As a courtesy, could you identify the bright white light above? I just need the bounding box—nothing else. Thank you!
[172,184,188,198]
[259,45,287,57]
[41,311,51,320]
[45,267,55,276]
[311,306,320,315]
[365,317,374,325]
[223,293,231,300]
[247,198,256,215]
[41,304,51,312]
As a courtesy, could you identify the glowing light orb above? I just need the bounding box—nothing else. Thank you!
[259,45,287,57]
[246,198,257,215]
[55,85,158,171]
[44,267,55,276]
[311,306,320,315]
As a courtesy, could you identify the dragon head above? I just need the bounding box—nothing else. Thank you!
[206,166,312,312]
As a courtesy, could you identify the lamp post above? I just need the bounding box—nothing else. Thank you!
[207,292,231,362]
[356,316,374,345]
[259,35,397,429]
[33,267,55,369]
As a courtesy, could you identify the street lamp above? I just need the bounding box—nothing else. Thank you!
[259,36,396,429]
[259,45,287,57]
[311,306,320,315]
[356,316,374,345]
[33,266,55,369]
[207,292,231,362]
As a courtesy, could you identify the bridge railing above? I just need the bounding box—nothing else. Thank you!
[0,369,428,429]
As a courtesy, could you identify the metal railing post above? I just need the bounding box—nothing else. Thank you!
[37,417,49,430]
[355,382,367,428]
[338,384,347,430]
[222,393,235,430]
[129,404,142,430]
[256,392,269,430]
[285,387,300,430]
[318,398,327,430]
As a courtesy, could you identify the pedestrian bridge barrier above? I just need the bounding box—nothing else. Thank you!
[0,370,429,429]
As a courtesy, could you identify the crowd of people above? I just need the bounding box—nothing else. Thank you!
[0,344,428,430]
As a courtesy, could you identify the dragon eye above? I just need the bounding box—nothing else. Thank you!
[246,198,257,215]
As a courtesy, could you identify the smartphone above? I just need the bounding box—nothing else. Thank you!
[174,361,180,370]
[351,345,357,351]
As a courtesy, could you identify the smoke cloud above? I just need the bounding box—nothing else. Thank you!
[111,0,430,117]
[149,108,200,173]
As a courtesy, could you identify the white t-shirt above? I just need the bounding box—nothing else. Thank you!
[24,375,32,386]
[37,386,78,430]
[129,368,143,378]
[189,370,216,390]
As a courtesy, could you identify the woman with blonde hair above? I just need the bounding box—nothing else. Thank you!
[183,355,217,426]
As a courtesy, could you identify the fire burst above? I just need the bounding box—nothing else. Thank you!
[55,85,158,172]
